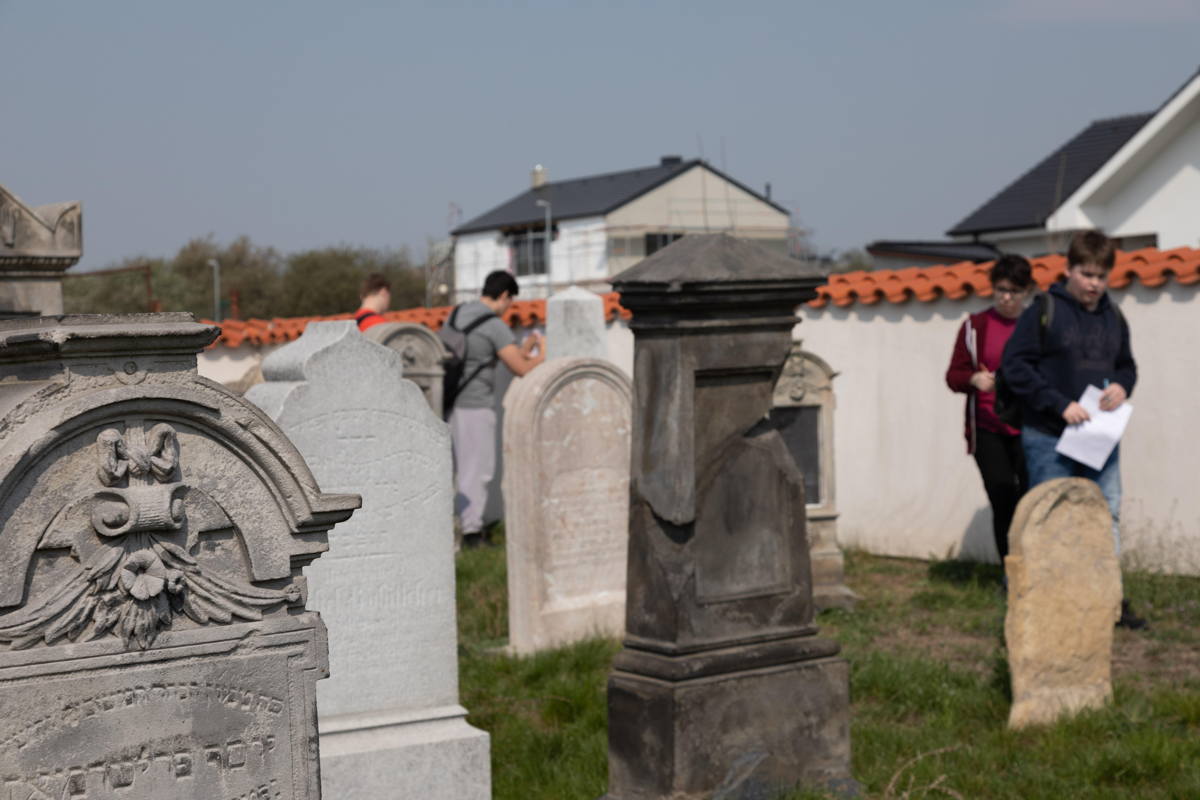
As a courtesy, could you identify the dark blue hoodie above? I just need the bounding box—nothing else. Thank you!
[1000,281,1137,436]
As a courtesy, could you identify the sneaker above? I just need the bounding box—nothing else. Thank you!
[1116,599,1149,631]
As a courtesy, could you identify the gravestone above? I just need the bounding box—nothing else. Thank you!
[0,184,82,316]
[771,343,857,611]
[0,313,358,799]
[502,357,632,654]
[1005,477,1121,729]
[546,285,607,360]
[363,321,448,414]
[606,234,856,800]
[246,321,490,798]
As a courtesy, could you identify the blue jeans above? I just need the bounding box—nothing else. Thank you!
[1021,425,1122,554]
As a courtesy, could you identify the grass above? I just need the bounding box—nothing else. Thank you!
[456,535,1200,799]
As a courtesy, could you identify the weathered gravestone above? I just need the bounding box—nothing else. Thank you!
[502,357,632,654]
[546,285,607,361]
[0,313,359,800]
[606,234,856,800]
[0,184,82,317]
[1005,477,1121,729]
[246,321,490,799]
[362,321,448,414]
[771,344,857,611]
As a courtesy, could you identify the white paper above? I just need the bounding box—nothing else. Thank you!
[1055,385,1132,470]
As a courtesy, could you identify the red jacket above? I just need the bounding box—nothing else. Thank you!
[945,309,1018,454]
[355,307,385,332]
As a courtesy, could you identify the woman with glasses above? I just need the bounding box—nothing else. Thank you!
[945,254,1035,566]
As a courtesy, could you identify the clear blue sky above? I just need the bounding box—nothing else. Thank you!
[3,0,1197,271]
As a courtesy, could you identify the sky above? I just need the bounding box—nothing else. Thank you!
[3,0,1197,272]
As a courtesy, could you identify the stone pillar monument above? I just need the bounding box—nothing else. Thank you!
[0,313,359,799]
[546,285,607,360]
[0,184,82,316]
[363,321,449,414]
[605,234,856,800]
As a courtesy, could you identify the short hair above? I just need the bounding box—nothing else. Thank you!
[1067,230,1116,271]
[482,270,519,300]
[989,254,1033,289]
[360,273,390,299]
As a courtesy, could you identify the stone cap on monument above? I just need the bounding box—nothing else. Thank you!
[0,313,218,365]
[0,185,82,269]
[611,233,828,328]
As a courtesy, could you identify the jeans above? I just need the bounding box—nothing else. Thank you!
[973,430,1028,561]
[449,406,497,535]
[1021,425,1122,554]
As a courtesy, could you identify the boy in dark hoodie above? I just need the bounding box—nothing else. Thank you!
[1001,229,1146,629]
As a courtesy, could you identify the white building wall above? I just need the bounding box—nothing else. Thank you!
[452,231,511,302]
[452,216,608,301]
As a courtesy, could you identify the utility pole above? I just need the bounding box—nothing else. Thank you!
[535,198,552,296]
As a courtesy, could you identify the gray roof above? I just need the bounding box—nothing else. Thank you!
[451,158,789,235]
[867,240,1001,263]
[946,113,1153,237]
[612,233,827,287]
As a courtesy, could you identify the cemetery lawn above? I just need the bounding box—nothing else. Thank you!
[456,536,1200,800]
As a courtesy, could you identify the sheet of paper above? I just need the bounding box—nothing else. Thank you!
[1055,385,1133,470]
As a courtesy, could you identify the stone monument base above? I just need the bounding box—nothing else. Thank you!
[606,638,856,800]
[320,705,491,799]
[812,551,860,611]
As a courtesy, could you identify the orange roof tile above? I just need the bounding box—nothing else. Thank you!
[807,246,1200,309]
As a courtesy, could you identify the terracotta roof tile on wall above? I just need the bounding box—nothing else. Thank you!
[808,247,1200,309]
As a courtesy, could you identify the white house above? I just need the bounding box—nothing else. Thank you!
[450,156,793,301]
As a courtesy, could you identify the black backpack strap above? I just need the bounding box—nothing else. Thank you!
[453,311,501,394]
[1037,291,1053,352]
[355,309,378,324]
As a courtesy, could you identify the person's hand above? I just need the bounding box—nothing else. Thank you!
[1062,401,1090,425]
[969,369,995,393]
[520,331,544,357]
[1099,382,1127,411]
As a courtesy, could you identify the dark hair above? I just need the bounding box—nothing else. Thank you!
[482,270,519,300]
[1067,229,1116,271]
[360,273,391,299]
[989,254,1033,289]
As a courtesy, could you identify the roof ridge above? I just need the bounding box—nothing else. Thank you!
[543,159,696,188]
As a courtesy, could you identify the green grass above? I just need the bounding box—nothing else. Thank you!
[457,538,1200,799]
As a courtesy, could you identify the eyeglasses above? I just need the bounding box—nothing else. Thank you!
[993,287,1028,298]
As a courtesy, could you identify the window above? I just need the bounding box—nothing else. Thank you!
[607,236,646,259]
[645,232,684,257]
[769,405,822,506]
[507,229,551,276]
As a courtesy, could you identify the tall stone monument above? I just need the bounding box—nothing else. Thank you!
[546,285,607,361]
[1006,477,1121,729]
[771,344,858,611]
[246,322,490,799]
[363,321,448,414]
[605,234,855,800]
[0,313,359,799]
[0,184,82,317]
[502,356,632,654]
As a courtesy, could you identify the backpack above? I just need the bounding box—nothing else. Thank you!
[438,305,497,418]
[993,293,1053,429]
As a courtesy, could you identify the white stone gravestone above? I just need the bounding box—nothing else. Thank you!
[502,357,632,654]
[546,285,607,361]
[246,321,490,799]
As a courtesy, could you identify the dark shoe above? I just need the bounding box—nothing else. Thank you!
[462,532,485,550]
[1117,599,1149,631]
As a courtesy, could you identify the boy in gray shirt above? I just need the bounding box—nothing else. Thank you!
[448,271,544,547]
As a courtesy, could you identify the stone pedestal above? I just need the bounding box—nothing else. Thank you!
[1006,478,1121,729]
[502,357,632,653]
[546,285,607,360]
[0,314,358,799]
[605,234,856,800]
[363,321,448,414]
[0,185,81,316]
[246,322,490,799]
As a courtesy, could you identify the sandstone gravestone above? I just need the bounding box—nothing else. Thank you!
[1006,477,1122,729]
[246,321,490,799]
[546,285,607,361]
[0,313,358,800]
[772,344,857,611]
[363,321,448,414]
[0,184,82,316]
[606,234,856,800]
[502,357,632,654]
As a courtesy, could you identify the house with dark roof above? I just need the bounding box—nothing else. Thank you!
[450,156,792,300]
[869,67,1200,266]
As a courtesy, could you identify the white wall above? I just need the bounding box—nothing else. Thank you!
[452,230,510,302]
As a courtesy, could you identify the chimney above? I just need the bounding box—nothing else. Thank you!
[765,182,772,200]
[660,155,683,166]
[531,164,547,189]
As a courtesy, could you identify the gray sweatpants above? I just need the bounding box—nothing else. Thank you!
[449,406,496,535]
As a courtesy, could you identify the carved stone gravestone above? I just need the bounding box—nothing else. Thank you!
[771,344,857,611]
[546,285,607,361]
[246,321,490,799]
[362,321,448,414]
[606,234,856,800]
[502,357,632,654]
[1006,477,1121,729]
[0,184,82,317]
[0,313,359,800]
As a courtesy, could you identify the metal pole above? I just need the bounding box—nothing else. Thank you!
[536,198,552,296]
[208,259,221,322]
